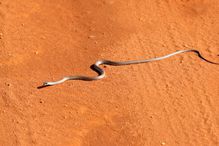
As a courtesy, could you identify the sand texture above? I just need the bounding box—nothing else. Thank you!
[0,0,219,145]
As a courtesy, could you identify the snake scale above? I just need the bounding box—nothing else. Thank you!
[38,49,218,88]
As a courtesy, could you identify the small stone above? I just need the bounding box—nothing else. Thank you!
[182,44,189,48]
[108,0,115,4]
[6,83,11,86]
[139,17,144,21]
[86,11,91,14]
[40,36,46,39]
[74,29,78,32]
[34,51,39,55]
[0,33,3,39]
[161,142,166,145]
[39,100,43,103]
[88,35,96,39]
[89,27,95,31]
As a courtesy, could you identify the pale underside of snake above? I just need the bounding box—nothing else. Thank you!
[38,49,218,88]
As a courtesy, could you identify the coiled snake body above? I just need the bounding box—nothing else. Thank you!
[38,49,218,88]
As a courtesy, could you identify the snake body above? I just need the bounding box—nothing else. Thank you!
[39,49,218,88]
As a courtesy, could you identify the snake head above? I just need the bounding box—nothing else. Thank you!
[37,82,51,89]
[43,82,50,86]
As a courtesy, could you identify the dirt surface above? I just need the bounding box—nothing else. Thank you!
[0,0,219,145]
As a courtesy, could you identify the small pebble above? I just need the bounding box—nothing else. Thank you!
[88,35,96,39]
[0,33,3,39]
[182,44,189,48]
[161,142,166,145]
[139,17,144,22]
[34,51,39,55]
[89,27,95,31]
[6,83,11,87]
[40,36,46,39]
[39,99,44,103]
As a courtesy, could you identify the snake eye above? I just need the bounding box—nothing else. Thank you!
[43,82,49,86]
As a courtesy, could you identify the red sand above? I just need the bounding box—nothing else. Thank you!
[0,0,219,145]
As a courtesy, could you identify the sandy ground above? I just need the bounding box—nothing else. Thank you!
[0,0,219,145]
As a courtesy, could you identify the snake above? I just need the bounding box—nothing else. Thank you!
[38,49,218,88]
